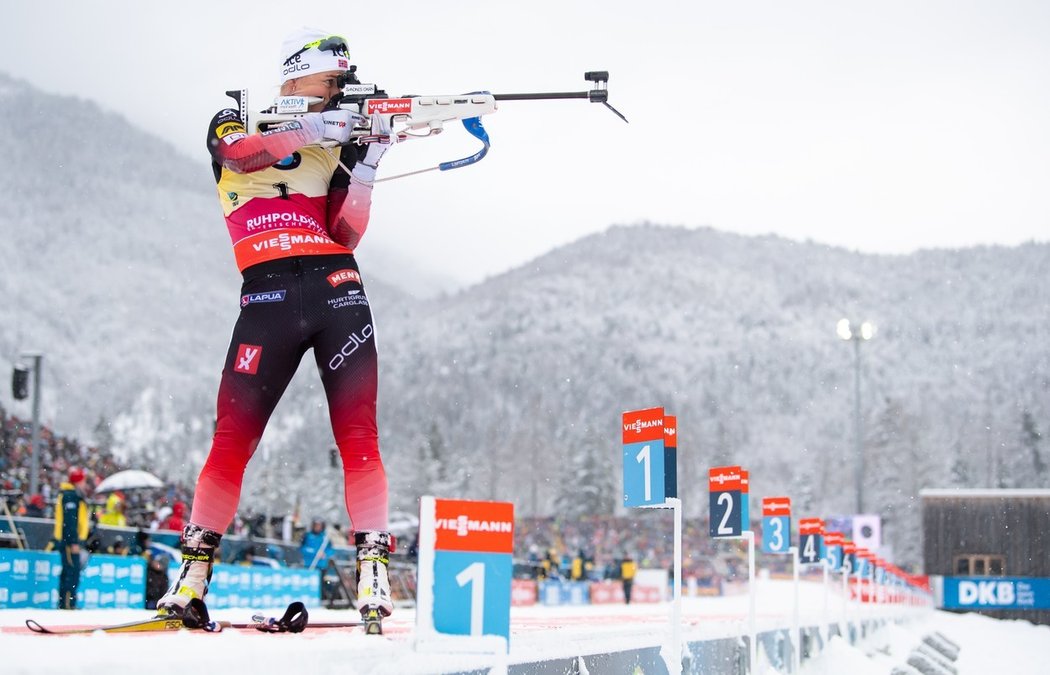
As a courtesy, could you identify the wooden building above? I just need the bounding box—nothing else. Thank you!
[921,488,1050,624]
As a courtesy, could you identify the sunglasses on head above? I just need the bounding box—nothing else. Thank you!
[283,35,350,66]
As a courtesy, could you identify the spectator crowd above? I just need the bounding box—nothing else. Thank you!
[3,404,787,588]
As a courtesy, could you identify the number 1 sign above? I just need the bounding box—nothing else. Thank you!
[416,497,514,648]
[622,408,666,507]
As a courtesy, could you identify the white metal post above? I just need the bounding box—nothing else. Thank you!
[669,497,683,675]
[823,561,830,675]
[744,530,757,672]
[842,564,850,644]
[790,545,800,674]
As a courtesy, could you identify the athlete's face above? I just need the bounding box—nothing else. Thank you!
[284,70,344,110]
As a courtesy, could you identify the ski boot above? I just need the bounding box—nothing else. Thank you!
[157,524,222,618]
[355,531,394,635]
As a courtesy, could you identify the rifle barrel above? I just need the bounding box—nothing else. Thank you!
[492,91,590,101]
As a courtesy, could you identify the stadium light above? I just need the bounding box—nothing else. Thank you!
[837,320,875,514]
[17,353,44,498]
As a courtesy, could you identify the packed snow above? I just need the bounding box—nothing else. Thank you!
[1,578,1047,674]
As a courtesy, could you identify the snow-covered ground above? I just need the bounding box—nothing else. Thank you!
[0,579,1046,674]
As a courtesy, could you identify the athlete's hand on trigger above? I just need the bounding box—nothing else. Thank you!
[357,114,393,168]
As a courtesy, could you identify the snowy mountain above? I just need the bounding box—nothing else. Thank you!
[2,73,1048,568]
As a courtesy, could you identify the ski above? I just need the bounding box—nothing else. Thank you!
[245,614,363,632]
[25,601,362,635]
[25,615,216,635]
[24,616,363,635]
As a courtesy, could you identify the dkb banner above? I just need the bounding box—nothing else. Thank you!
[942,576,1050,610]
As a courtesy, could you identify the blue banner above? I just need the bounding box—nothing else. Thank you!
[943,577,1050,610]
[0,549,58,608]
[538,580,590,606]
[181,563,321,609]
[3,550,320,609]
[79,555,147,609]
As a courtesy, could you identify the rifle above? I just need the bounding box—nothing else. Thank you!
[225,70,626,182]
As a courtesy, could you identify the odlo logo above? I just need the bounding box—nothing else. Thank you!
[328,324,373,371]
[235,344,263,375]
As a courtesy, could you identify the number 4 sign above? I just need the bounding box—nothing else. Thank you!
[416,497,514,649]
[798,518,824,565]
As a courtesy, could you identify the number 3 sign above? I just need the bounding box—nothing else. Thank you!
[761,497,792,554]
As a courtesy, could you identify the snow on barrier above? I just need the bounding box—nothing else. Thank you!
[426,616,907,674]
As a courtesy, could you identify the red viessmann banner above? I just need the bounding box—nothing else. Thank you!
[432,499,514,553]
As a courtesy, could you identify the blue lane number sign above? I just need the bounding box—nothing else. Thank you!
[760,497,792,554]
[622,407,666,507]
[823,531,844,571]
[416,497,514,648]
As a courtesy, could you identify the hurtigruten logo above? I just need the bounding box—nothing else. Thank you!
[435,515,513,537]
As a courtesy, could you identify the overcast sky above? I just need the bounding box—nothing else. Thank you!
[2,1,1047,283]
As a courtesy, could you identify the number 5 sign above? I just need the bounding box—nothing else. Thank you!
[416,497,514,648]
[709,466,745,537]
[622,408,666,507]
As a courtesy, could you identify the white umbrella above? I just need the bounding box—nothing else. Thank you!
[94,469,165,492]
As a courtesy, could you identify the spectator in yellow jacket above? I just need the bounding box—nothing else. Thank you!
[621,554,637,604]
[53,468,90,609]
[98,493,128,527]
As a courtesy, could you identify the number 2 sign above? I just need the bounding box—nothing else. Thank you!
[709,466,745,538]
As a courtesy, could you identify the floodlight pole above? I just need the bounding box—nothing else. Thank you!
[852,337,864,515]
[837,320,875,515]
[22,354,43,497]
